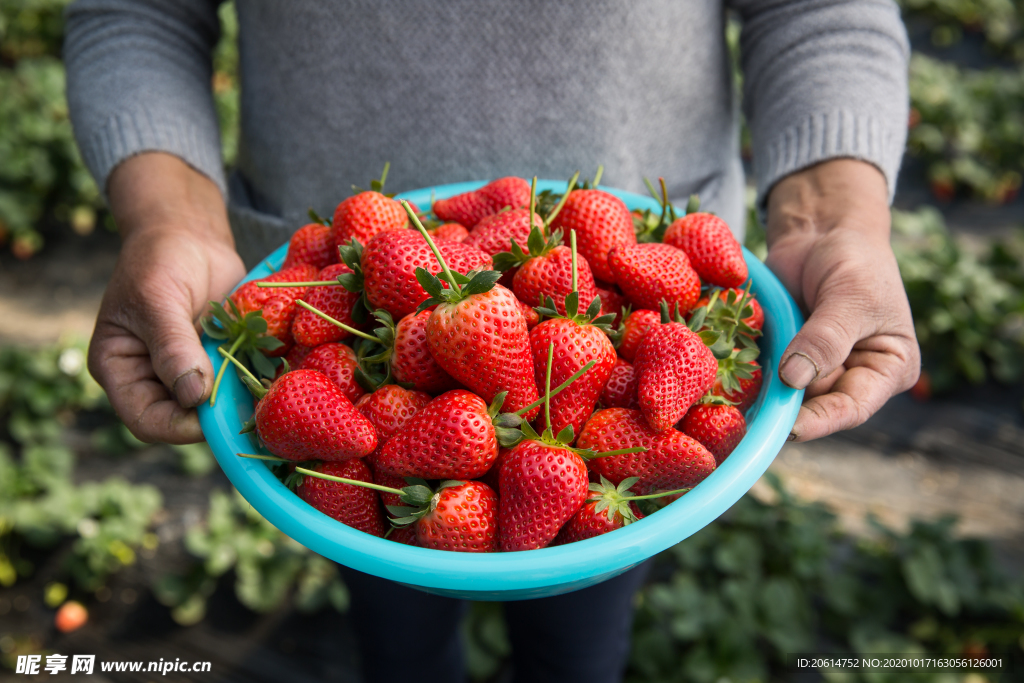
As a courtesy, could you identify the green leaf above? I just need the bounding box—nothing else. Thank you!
[461,270,503,297]
[415,267,445,298]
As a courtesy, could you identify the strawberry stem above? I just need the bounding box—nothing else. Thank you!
[544,341,554,430]
[586,446,648,459]
[544,171,581,227]
[294,466,405,496]
[528,176,538,237]
[296,300,378,341]
[626,486,691,501]
[513,359,596,416]
[570,229,578,293]
[402,200,461,296]
[257,281,343,288]
[237,452,289,463]
[217,347,266,399]
[210,335,245,407]
[264,259,278,273]
[592,165,604,187]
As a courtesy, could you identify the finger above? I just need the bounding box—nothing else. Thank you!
[778,295,866,390]
[88,324,204,443]
[804,365,845,399]
[789,337,920,442]
[130,280,216,409]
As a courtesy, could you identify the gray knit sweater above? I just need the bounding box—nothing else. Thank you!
[64,0,910,268]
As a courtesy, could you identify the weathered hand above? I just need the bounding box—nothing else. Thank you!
[765,159,920,442]
[88,153,244,444]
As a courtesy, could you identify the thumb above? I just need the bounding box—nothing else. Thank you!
[139,298,215,409]
[779,300,859,390]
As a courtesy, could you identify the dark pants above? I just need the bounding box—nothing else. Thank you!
[340,560,652,683]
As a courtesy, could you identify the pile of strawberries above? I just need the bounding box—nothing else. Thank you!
[204,169,764,554]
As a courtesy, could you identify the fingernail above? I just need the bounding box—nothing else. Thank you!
[173,370,206,408]
[780,352,818,389]
[787,432,797,442]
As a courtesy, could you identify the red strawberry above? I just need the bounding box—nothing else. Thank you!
[679,402,747,465]
[607,243,701,313]
[361,230,493,320]
[529,309,617,440]
[255,369,376,461]
[427,222,470,242]
[464,207,543,256]
[229,264,319,314]
[433,177,531,229]
[663,213,747,288]
[388,310,460,393]
[513,244,600,316]
[426,284,540,417]
[549,189,636,283]
[616,309,661,362]
[712,359,762,413]
[600,359,639,409]
[283,223,338,270]
[479,447,510,491]
[333,192,408,248]
[298,343,365,403]
[279,344,314,377]
[552,477,645,545]
[291,264,360,347]
[375,390,498,479]
[296,459,386,537]
[257,297,298,357]
[634,320,717,431]
[414,481,498,552]
[356,384,432,452]
[498,439,589,551]
[577,408,658,485]
[638,430,717,494]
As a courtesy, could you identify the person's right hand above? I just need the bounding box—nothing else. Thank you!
[89,152,245,444]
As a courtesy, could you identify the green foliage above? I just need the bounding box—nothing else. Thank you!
[908,54,1024,202]
[154,488,348,625]
[213,2,240,167]
[892,207,1024,390]
[0,0,71,61]
[897,0,1024,61]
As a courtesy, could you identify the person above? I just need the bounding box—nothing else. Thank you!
[64,1,921,681]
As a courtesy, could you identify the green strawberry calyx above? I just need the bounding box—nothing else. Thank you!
[533,229,615,332]
[351,161,395,197]
[585,475,692,525]
[203,301,284,406]
[689,283,762,350]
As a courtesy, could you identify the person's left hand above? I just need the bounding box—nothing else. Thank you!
[764,159,921,442]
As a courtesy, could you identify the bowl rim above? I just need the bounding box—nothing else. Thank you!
[198,179,804,597]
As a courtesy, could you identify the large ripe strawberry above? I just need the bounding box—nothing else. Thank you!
[551,476,645,545]
[333,192,408,249]
[361,229,493,320]
[433,177,531,229]
[498,438,589,551]
[464,207,543,256]
[576,408,658,485]
[283,223,338,271]
[679,400,746,465]
[504,229,601,316]
[530,292,617,440]
[607,243,701,313]
[411,481,498,552]
[254,369,377,461]
[663,212,747,288]
[388,310,460,393]
[291,263,360,347]
[295,459,386,537]
[229,264,319,314]
[638,430,717,494]
[615,308,661,362]
[375,390,499,479]
[600,359,639,409]
[634,315,717,431]
[549,189,636,283]
[298,343,365,403]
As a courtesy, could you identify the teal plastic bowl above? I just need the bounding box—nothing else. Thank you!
[198,180,804,601]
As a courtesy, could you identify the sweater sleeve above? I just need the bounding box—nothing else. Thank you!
[727,0,910,207]
[63,0,227,198]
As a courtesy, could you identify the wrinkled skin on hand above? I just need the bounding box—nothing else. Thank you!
[765,159,920,442]
[88,153,245,444]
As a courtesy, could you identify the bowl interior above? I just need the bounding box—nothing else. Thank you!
[197,180,804,601]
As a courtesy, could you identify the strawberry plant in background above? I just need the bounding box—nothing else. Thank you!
[897,0,1024,61]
